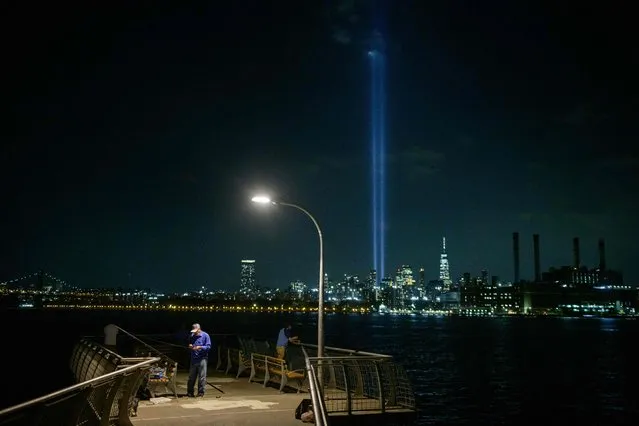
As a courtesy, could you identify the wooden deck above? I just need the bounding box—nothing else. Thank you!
[132,371,306,426]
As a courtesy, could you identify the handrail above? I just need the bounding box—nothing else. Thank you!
[0,357,160,417]
[97,331,391,358]
[302,347,329,426]
[120,357,156,363]
[136,333,237,337]
[301,342,392,358]
[306,355,390,361]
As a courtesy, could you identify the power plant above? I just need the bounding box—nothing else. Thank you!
[598,238,607,271]
[533,234,541,282]
[503,233,633,315]
[510,234,619,284]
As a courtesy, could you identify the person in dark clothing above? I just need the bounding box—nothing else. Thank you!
[275,323,299,359]
[187,323,212,397]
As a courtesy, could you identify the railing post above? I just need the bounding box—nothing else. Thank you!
[216,339,223,371]
[327,359,336,388]
[373,361,386,414]
[99,374,125,426]
[317,358,324,392]
[352,360,364,398]
[69,387,95,426]
[117,368,148,426]
[343,363,352,416]
[385,362,397,407]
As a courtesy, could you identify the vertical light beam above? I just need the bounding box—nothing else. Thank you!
[370,46,379,281]
[378,35,386,281]
[369,30,386,282]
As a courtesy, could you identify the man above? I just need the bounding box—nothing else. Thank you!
[275,323,299,359]
[187,323,211,397]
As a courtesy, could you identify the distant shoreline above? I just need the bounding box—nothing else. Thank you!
[3,305,637,319]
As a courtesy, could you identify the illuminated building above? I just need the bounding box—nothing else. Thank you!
[289,281,307,301]
[439,237,452,291]
[240,260,256,295]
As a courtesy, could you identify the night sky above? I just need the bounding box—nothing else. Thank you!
[3,1,638,291]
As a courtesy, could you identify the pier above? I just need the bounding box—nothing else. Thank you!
[0,326,417,426]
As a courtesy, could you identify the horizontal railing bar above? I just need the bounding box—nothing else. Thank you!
[89,331,391,358]
[306,355,392,361]
[136,332,237,337]
[301,343,392,358]
[82,333,237,339]
[120,357,156,362]
[0,357,160,417]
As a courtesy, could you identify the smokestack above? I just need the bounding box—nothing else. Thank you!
[533,234,541,282]
[572,237,580,269]
[512,232,520,283]
[598,238,606,271]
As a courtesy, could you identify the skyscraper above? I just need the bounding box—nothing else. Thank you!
[439,237,452,291]
[418,267,426,298]
[396,265,414,287]
[240,260,256,295]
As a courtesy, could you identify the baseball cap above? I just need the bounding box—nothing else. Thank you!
[190,323,201,333]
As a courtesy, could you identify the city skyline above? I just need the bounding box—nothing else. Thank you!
[239,233,621,292]
[2,232,624,293]
[2,239,632,318]
[3,3,636,290]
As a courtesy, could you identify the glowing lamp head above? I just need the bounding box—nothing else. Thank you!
[251,195,272,204]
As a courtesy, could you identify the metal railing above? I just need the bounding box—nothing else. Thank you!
[300,343,416,418]
[311,356,415,415]
[0,357,159,426]
[299,342,394,359]
[70,339,122,383]
[302,347,330,426]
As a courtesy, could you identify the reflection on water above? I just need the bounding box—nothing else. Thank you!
[599,317,619,333]
[1,311,637,424]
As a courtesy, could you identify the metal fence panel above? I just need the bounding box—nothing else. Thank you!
[309,357,416,416]
[0,346,158,426]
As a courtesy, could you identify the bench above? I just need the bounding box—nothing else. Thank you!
[249,352,306,393]
[233,336,271,378]
[145,359,178,398]
[133,346,179,398]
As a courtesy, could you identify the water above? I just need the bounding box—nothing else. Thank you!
[2,310,637,424]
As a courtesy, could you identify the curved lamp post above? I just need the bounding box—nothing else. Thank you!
[251,195,324,358]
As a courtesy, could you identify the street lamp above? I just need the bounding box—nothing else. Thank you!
[251,195,325,358]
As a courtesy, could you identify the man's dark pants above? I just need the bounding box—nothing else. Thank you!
[187,358,208,396]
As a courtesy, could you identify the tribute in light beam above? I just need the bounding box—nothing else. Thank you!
[369,30,386,282]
